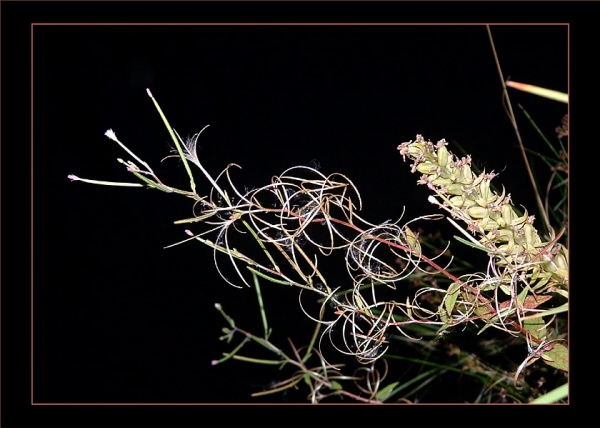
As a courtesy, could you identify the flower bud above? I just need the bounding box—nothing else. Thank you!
[501,205,517,226]
[416,161,438,174]
[553,251,568,272]
[480,217,500,231]
[495,229,514,242]
[448,195,466,207]
[522,223,541,247]
[431,177,453,186]
[437,145,450,167]
[460,164,474,185]
[446,183,465,195]
[408,143,426,158]
[467,206,490,219]
[474,179,497,207]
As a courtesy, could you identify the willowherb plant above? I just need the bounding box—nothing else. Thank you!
[69,88,568,401]
[70,91,441,366]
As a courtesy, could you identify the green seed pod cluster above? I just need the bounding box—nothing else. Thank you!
[398,135,568,291]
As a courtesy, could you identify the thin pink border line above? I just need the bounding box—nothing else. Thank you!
[31,22,570,25]
[31,22,569,406]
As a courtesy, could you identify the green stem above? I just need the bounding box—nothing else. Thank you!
[252,273,270,339]
[146,88,197,194]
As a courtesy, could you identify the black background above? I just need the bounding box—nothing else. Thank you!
[2,0,580,427]
[35,21,567,399]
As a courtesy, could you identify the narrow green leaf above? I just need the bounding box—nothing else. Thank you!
[247,267,292,285]
[444,282,462,316]
[522,303,568,320]
[146,88,197,193]
[252,273,270,340]
[376,382,400,401]
[530,383,568,403]
[453,235,493,253]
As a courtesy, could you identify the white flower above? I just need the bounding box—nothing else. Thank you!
[104,129,117,141]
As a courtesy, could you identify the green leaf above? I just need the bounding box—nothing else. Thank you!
[444,282,462,316]
[147,88,197,193]
[530,383,568,403]
[542,343,568,372]
[524,315,547,343]
[329,380,343,391]
[247,267,292,285]
[453,235,493,253]
[523,303,568,320]
[376,382,399,401]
